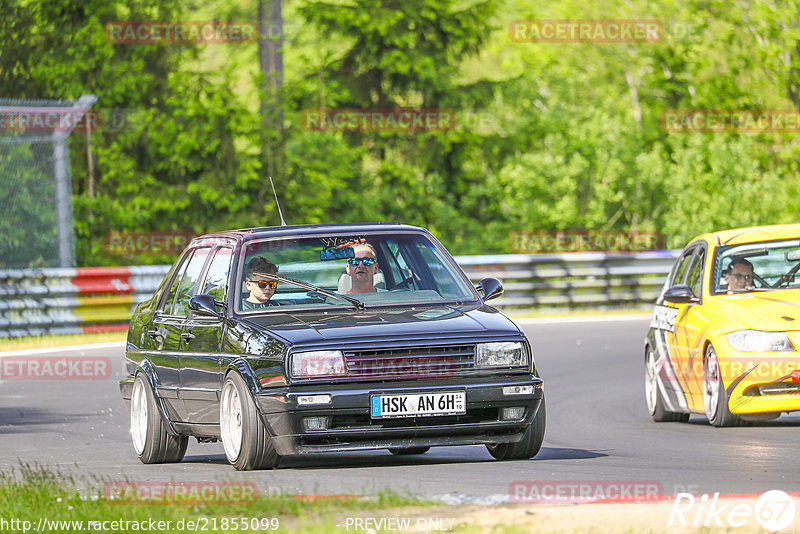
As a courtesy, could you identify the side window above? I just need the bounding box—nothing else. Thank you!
[200,247,232,303]
[685,249,705,297]
[670,250,694,287]
[160,251,193,315]
[172,247,212,317]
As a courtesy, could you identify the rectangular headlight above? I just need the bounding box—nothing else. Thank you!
[476,342,528,368]
[725,330,796,352]
[291,350,346,378]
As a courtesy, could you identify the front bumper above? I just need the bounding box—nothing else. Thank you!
[254,376,544,455]
[716,345,800,414]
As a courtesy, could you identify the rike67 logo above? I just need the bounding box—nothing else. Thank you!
[669,490,797,530]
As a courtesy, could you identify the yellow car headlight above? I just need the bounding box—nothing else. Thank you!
[725,330,796,352]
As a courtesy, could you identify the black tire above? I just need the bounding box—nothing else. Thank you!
[388,447,430,455]
[130,374,188,464]
[645,348,690,422]
[486,396,546,460]
[220,372,280,470]
[703,344,741,427]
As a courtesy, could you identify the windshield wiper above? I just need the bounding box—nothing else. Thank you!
[252,272,365,310]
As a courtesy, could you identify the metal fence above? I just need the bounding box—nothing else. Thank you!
[0,251,680,338]
[0,96,97,269]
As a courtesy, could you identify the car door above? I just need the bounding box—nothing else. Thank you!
[180,244,233,424]
[148,249,194,422]
[660,247,696,399]
[678,246,711,408]
[152,246,212,422]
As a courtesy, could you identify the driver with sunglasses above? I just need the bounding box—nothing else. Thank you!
[345,243,386,294]
[724,257,755,291]
[243,256,281,310]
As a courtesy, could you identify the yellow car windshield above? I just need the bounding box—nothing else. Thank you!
[712,239,800,293]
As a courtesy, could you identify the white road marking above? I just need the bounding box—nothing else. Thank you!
[0,341,125,358]
[515,314,650,325]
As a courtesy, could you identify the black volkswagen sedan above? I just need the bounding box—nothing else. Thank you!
[120,223,545,470]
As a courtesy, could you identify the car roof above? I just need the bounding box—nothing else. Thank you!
[190,222,424,243]
[691,223,800,247]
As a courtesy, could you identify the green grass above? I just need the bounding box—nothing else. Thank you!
[0,464,440,533]
[0,332,127,352]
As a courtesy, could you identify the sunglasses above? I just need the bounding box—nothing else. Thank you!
[248,280,278,289]
[730,273,753,281]
[348,257,376,266]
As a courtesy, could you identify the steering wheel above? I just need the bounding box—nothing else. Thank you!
[750,272,770,288]
[765,262,800,288]
[393,276,415,290]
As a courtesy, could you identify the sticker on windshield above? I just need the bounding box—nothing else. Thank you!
[319,238,364,261]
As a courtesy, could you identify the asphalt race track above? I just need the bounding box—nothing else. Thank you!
[1,316,798,500]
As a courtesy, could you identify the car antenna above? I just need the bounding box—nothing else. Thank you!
[269,176,287,226]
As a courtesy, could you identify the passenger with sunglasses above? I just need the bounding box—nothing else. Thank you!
[243,256,280,310]
[724,258,755,291]
[345,244,385,294]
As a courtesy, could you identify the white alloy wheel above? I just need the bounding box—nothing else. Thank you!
[220,379,244,462]
[645,350,658,416]
[130,377,148,455]
[703,351,721,422]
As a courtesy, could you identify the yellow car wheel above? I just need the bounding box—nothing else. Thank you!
[703,344,741,427]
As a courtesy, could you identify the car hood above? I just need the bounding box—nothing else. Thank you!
[709,289,800,332]
[240,304,523,347]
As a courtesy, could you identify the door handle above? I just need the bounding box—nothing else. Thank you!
[181,332,196,342]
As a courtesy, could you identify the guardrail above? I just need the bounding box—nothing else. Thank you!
[0,251,679,338]
[459,250,679,309]
[0,266,169,338]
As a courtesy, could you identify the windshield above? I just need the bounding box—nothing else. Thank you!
[712,238,800,294]
[236,233,476,312]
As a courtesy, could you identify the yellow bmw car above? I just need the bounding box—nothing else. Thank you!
[646,223,800,426]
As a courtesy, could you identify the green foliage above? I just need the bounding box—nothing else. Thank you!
[0,142,61,268]
[3,0,800,266]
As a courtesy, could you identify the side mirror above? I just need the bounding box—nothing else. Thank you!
[189,294,223,318]
[662,284,699,304]
[477,277,504,302]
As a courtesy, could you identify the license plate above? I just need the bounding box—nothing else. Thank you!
[370,391,466,419]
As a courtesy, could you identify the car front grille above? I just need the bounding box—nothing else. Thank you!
[743,382,800,396]
[329,407,499,429]
[759,382,800,396]
[344,344,476,380]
